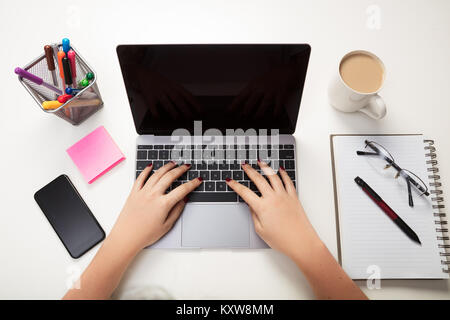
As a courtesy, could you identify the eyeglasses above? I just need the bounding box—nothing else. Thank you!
[356,140,429,207]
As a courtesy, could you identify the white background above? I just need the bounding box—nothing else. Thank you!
[0,0,449,299]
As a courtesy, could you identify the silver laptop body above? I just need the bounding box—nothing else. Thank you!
[117,44,311,248]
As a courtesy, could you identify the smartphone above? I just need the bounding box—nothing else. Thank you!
[34,174,105,258]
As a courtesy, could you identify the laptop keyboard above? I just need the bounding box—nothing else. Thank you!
[136,144,296,202]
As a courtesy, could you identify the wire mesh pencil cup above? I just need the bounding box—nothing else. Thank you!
[17,43,103,125]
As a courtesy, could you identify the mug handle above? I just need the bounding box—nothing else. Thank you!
[359,94,386,119]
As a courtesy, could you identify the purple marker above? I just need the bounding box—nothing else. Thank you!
[15,67,62,95]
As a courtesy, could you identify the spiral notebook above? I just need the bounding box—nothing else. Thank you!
[330,134,449,279]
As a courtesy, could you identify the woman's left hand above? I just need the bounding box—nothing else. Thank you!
[110,162,202,251]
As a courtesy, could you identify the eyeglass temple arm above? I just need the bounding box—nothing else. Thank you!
[407,175,430,196]
[356,151,379,156]
[406,179,414,207]
[356,150,394,167]
[365,140,379,152]
[357,141,381,156]
[384,158,429,198]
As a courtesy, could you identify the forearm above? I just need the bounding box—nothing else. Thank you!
[290,239,367,300]
[63,229,140,300]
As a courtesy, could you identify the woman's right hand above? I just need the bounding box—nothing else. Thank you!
[225,161,323,260]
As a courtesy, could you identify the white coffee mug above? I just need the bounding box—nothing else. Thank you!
[328,50,386,119]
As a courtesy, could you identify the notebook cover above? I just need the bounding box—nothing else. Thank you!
[67,126,125,184]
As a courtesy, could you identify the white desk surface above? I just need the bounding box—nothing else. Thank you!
[1,0,449,299]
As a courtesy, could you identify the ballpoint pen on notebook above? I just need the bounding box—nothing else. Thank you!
[354,176,421,245]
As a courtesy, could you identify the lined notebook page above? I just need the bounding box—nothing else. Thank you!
[332,135,446,279]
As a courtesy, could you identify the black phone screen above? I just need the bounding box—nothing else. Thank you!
[34,175,105,258]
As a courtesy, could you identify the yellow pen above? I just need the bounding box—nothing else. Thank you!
[42,100,63,110]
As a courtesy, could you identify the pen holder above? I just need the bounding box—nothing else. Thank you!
[17,43,103,125]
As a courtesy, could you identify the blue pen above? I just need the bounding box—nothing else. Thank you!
[65,87,81,95]
[62,38,70,54]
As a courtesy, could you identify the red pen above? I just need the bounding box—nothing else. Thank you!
[67,50,77,85]
[354,176,421,245]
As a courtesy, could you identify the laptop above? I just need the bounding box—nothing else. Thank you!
[117,44,311,248]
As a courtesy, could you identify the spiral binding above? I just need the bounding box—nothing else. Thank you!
[424,140,450,272]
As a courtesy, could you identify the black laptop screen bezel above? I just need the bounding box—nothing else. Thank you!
[117,44,311,136]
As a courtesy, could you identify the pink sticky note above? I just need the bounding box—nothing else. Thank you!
[67,126,125,184]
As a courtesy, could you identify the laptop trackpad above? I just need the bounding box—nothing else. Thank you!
[182,204,250,248]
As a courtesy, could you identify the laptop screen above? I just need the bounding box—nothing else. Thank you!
[117,44,310,135]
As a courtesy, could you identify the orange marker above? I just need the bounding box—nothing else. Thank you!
[57,51,66,85]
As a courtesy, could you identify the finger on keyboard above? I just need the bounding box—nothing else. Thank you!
[144,161,176,190]
[225,178,259,206]
[168,177,203,205]
[155,164,192,192]
[241,163,272,195]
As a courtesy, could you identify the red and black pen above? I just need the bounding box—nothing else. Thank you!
[354,176,421,245]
